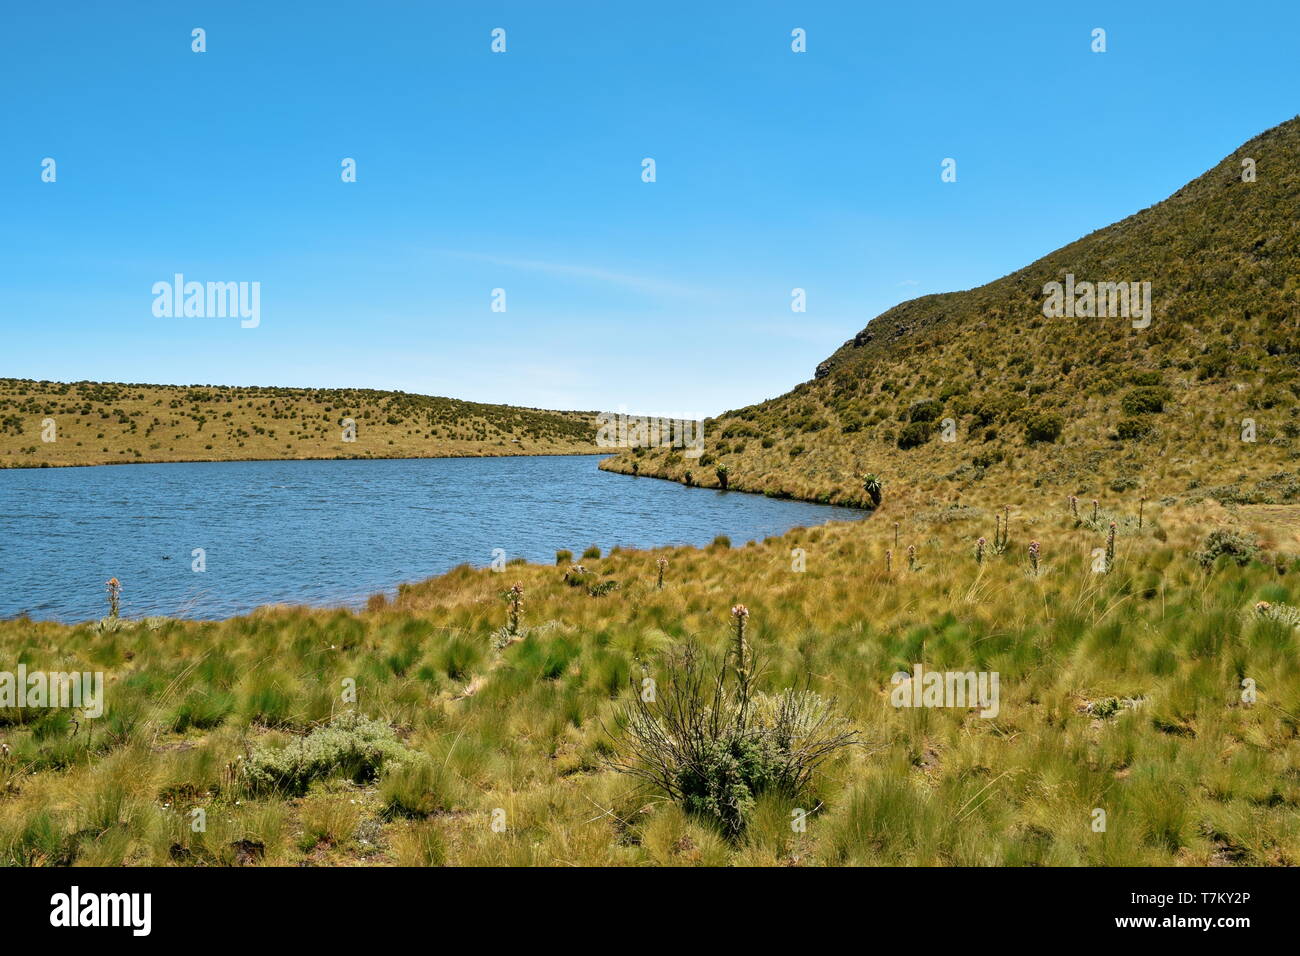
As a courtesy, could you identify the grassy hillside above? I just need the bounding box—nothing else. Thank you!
[602,116,1300,510]
[0,379,600,467]
[1,495,1297,865]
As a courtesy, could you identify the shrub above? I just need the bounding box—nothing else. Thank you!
[581,544,601,560]
[1121,386,1172,415]
[554,549,573,565]
[1194,529,1260,570]
[1197,348,1233,380]
[1024,412,1063,444]
[1251,601,1300,628]
[244,712,415,796]
[897,421,931,450]
[908,399,941,423]
[1115,418,1152,441]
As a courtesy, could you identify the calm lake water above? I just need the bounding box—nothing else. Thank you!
[0,455,865,622]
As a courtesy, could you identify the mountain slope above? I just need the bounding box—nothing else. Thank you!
[602,116,1300,509]
[0,379,599,467]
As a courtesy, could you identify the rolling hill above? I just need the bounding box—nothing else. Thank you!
[0,379,600,467]
[602,116,1300,512]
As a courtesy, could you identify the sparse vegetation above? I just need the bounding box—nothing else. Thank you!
[0,379,601,468]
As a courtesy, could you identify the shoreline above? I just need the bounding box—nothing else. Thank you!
[0,447,611,471]
[3,465,871,626]
[597,453,881,511]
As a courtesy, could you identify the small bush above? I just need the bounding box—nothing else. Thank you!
[897,421,931,450]
[554,549,573,566]
[244,712,415,796]
[1115,418,1153,441]
[587,580,620,597]
[1250,601,1300,628]
[1130,371,1164,387]
[581,544,601,560]
[908,399,941,423]
[1120,386,1172,415]
[1024,412,1063,444]
[1194,529,1260,570]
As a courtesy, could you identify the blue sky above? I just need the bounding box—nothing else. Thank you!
[4,1,1298,417]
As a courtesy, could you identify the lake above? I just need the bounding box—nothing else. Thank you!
[0,455,866,622]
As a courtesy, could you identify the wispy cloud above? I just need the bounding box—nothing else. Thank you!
[437,250,702,298]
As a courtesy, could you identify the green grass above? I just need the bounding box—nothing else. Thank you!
[1,496,1297,865]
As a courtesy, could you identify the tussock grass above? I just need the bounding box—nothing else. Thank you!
[0,497,1297,865]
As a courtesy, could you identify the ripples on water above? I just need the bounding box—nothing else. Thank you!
[0,455,866,621]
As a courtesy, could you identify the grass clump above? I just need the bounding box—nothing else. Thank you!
[608,609,858,837]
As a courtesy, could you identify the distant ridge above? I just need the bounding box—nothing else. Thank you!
[0,379,600,468]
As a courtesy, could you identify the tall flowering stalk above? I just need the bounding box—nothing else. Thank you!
[885,549,892,574]
[105,578,122,619]
[1028,540,1040,576]
[907,545,918,572]
[894,522,900,551]
[1092,499,1099,523]
[1069,495,1078,519]
[506,583,524,635]
[976,536,986,565]
[1105,522,1116,574]
[656,557,668,590]
[1138,496,1146,530]
[731,604,751,710]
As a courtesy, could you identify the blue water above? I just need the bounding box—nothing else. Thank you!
[0,456,866,622]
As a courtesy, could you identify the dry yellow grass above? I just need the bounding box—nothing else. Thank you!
[0,378,600,468]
